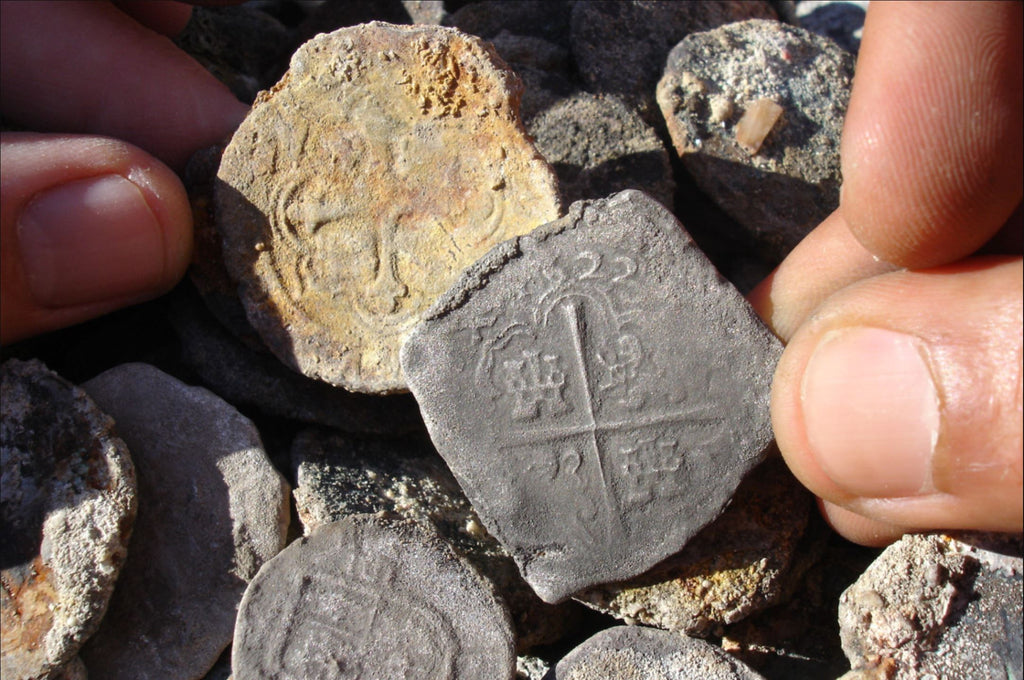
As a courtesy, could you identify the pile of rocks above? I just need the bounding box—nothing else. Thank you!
[3,2,1020,679]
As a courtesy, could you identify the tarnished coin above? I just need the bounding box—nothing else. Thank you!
[232,514,515,679]
[1,359,136,680]
[216,21,561,394]
[79,363,290,680]
[401,190,782,603]
[552,625,766,680]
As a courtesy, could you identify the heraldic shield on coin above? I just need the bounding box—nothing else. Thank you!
[215,22,560,394]
[232,515,515,680]
[401,190,783,603]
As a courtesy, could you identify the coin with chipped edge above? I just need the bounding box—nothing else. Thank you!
[1,359,136,680]
[232,514,515,679]
[216,21,561,394]
[401,190,782,603]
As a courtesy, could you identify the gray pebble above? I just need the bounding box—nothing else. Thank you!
[290,427,584,652]
[528,91,676,210]
[548,625,766,679]
[570,1,777,120]
[1,360,136,680]
[838,532,1023,680]
[401,190,781,603]
[232,514,515,679]
[79,364,290,680]
[657,19,853,262]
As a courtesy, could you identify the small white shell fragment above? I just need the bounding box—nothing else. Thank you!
[735,98,784,154]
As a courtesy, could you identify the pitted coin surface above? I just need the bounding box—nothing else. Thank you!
[1,360,136,680]
[553,625,766,680]
[401,190,782,603]
[216,21,560,393]
[232,514,515,679]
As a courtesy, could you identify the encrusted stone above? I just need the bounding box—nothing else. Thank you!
[232,515,515,679]
[528,91,675,210]
[401,190,781,603]
[79,364,290,680]
[574,458,813,635]
[216,22,560,393]
[570,0,777,119]
[657,19,854,262]
[838,532,1023,680]
[550,625,766,679]
[290,427,583,652]
[1,360,136,680]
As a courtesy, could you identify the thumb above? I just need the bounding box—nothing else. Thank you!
[771,257,1023,539]
[1,132,193,344]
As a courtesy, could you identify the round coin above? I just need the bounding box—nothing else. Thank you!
[232,514,515,679]
[216,22,561,393]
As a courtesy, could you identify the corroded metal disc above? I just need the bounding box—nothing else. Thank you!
[232,515,515,679]
[401,190,782,603]
[216,22,560,393]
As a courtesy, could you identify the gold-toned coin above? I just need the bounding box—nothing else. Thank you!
[216,22,561,393]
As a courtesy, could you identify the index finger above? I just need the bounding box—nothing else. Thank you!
[840,1,1023,268]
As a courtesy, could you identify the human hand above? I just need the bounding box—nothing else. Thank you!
[0,0,248,344]
[750,1,1023,545]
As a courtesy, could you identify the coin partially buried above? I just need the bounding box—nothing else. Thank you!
[401,190,782,603]
[216,22,560,394]
[232,515,515,679]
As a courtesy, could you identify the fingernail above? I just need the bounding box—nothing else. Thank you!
[801,327,941,498]
[17,175,167,308]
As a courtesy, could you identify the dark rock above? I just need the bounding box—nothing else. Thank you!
[168,287,427,435]
[797,1,867,56]
[232,514,516,679]
[79,364,290,680]
[528,91,675,210]
[657,19,853,262]
[290,427,584,652]
[401,190,782,603]
[489,31,572,73]
[1,360,136,680]
[574,457,814,635]
[838,532,1024,680]
[570,0,777,120]
[215,22,560,393]
[443,0,575,43]
[174,4,292,103]
[547,625,766,679]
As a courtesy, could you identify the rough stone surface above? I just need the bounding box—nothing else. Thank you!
[403,0,446,26]
[216,22,561,394]
[232,514,515,679]
[518,655,551,680]
[528,92,675,210]
[548,625,767,679]
[657,19,853,261]
[570,0,777,119]
[290,427,583,652]
[720,523,875,679]
[402,190,782,603]
[174,4,290,103]
[79,363,290,680]
[168,286,426,435]
[838,532,1024,680]
[46,656,87,680]
[1,360,136,680]
[574,458,813,635]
